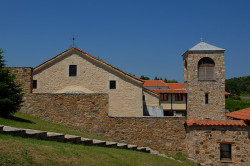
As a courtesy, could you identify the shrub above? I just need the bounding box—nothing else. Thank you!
[0,49,23,116]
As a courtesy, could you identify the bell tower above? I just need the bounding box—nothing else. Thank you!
[182,41,226,120]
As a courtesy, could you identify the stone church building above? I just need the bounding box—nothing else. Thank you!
[8,41,249,165]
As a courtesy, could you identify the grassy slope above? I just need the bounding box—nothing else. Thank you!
[0,112,105,140]
[0,134,194,166]
[0,112,196,166]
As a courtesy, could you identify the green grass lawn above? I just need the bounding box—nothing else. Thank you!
[0,134,195,166]
[0,112,105,140]
[0,112,196,166]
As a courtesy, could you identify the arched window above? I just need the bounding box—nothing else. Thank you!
[198,57,215,80]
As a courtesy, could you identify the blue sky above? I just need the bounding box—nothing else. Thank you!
[1,0,250,82]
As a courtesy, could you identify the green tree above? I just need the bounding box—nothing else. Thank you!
[154,76,159,80]
[0,49,23,116]
[140,75,150,80]
[166,79,178,83]
[226,76,250,95]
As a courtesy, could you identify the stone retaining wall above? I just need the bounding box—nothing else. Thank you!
[21,93,186,152]
[7,67,33,94]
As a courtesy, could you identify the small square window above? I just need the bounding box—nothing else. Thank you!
[110,80,116,89]
[220,144,232,161]
[33,80,37,89]
[69,65,77,76]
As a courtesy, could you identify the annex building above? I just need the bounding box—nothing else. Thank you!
[8,41,249,165]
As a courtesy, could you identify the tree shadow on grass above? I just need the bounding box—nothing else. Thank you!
[1,115,34,124]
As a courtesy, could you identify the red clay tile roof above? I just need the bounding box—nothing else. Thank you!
[185,119,247,127]
[225,107,250,120]
[154,89,187,94]
[34,47,144,84]
[225,91,231,95]
[143,80,168,87]
[166,83,184,89]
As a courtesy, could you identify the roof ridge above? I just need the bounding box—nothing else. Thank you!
[34,47,144,83]
[74,48,144,83]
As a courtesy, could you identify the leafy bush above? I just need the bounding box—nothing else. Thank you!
[0,49,23,116]
[231,95,241,100]
[225,98,250,112]
[226,76,250,95]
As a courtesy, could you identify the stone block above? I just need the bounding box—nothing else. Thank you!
[25,129,47,139]
[46,132,65,142]
[64,135,81,144]
[3,126,26,137]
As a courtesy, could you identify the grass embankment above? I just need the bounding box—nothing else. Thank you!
[0,112,104,140]
[0,112,196,166]
[0,134,195,166]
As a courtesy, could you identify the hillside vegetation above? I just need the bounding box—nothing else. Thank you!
[0,112,196,166]
[225,76,250,112]
[226,98,250,112]
[226,76,250,95]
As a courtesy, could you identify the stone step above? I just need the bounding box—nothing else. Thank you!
[81,138,93,145]
[0,125,160,156]
[92,139,106,146]
[46,132,65,142]
[145,147,151,153]
[64,135,81,144]
[25,129,47,139]
[3,126,26,136]
[150,150,160,155]
[137,147,147,152]
[0,125,4,133]
[117,143,128,149]
[105,141,117,147]
[127,144,138,150]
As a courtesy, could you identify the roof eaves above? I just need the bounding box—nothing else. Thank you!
[33,47,144,84]
[74,48,144,83]
[34,47,74,71]
[143,87,160,96]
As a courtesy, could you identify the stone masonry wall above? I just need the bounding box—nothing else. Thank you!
[21,93,186,152]
[183,51,226,120]
[7,67,33,94]
[32,49,144,117]
[186,126,250,165]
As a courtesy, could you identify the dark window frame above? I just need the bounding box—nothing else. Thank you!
[109,80,116,89]
[33,80,37,89]
[220,143,232,161]
[198,57,215,81]
[160,93,168,101]
[175,94,183,101]
[69,65,77,77]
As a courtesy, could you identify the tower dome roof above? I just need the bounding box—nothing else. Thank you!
[189,41,225,51]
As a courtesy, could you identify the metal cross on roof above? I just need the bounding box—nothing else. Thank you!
[200,37,204,42]
[72,37,75,47]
